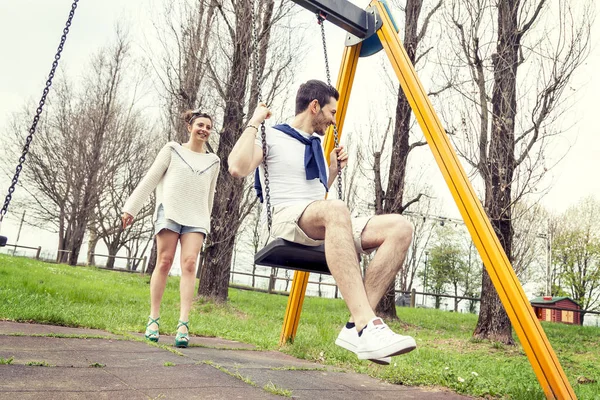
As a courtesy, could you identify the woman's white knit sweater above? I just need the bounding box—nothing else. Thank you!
[123,142,220,233]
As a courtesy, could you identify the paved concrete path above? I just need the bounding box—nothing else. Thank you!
[0,321,473,399]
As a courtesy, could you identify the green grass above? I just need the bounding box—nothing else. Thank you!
[1,254,599,399]
[203,360,257,386]
[263,381,293,397]
[0,356,14,365]
[25,361,51,367]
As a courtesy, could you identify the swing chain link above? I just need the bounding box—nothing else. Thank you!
[317,14,343,201]
[0,0,79,223]
[250,1,272,231]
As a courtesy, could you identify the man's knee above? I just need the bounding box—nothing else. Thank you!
[305,199,350,222]
[387,214,414,243]
[298,200,350,237]
[324,200,351,223]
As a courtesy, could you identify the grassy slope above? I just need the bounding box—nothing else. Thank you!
[1,254,598,399]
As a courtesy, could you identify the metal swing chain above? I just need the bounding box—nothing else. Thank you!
[0,0,80,227]
[317,14,343,201]
[250,1,272,231]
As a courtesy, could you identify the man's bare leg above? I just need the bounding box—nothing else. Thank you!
[300,206,418,360]
[298,200,376,330]
[360,214,413,309]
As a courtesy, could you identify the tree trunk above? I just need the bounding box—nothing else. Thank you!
[198,1,253,301]
[146,237,158,276]
[105,242,120,269]
[373,149,398,319]
[473,1,519,345]
[87,230,98,266]
[196,248,205,279]
[198,180,242,300]
[58,227,71,264]
[268,268,278,293]
[104,229,123,269]
[454,284,461,312]
[375,0,424,319]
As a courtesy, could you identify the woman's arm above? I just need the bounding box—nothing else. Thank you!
[122,145,171,221]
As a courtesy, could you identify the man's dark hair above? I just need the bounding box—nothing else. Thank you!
[295,80,339,115]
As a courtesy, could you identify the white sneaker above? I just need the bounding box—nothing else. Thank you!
[335,324,391,365]
[355,317,416,360]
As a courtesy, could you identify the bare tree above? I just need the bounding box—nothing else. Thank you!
[198,0,299,301]
[353,106,439,317]
[146,0,298,294]
[553,196,600,324]
[7,34,140,266]
[371,0,444,319]
[140,0,221,274]
[462,239,482,313]
[511,201,550,282]
[91,119,158,269]
[340,135,361,210]
[440,0,592,343]
[401,192,440,293]
[228,182,260,285]
[149,0,219,143]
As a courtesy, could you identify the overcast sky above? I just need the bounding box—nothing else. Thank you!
[0,0,598,236]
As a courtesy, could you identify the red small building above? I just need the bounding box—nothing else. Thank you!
[530,296,582,325]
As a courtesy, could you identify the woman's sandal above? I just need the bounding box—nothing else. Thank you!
[145,316,160,342]
[174,320,190,348]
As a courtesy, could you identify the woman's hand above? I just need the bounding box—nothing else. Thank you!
[121,212,134,229]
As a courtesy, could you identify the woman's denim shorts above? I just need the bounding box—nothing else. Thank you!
[155,205,207,236]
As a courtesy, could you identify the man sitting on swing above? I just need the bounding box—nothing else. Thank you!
[228,79,416,364]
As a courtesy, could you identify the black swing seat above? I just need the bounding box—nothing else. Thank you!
[254,238,330,275]
[0,236,7,247]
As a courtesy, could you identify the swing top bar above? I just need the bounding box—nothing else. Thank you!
[291,0,376,38]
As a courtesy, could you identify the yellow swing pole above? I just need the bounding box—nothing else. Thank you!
[280,42,362,345]
[371,1,575,398]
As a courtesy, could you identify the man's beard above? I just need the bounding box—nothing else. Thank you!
[314,112,328,136]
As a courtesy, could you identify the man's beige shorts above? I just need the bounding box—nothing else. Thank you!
[262,200,375,255]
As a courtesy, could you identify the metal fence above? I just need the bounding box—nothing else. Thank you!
[1,243,42,259]
[88,253,147,274]
[3,247,598,325]
[0,244,146,274]
[229,267,479,311]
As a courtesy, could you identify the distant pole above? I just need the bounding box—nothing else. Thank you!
[546,222,552,296]
[12,210,26,256]
[423,250,429,306]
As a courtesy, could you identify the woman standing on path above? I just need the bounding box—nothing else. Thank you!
[122,110,220,348]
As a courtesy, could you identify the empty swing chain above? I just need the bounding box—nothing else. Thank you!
[250,1,272,231]
[0,0,80,226]
[317,14,343,201]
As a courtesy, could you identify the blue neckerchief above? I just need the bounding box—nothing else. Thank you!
[254,124,329,203]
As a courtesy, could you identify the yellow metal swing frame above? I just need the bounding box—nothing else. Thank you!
[279,1,576,398]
